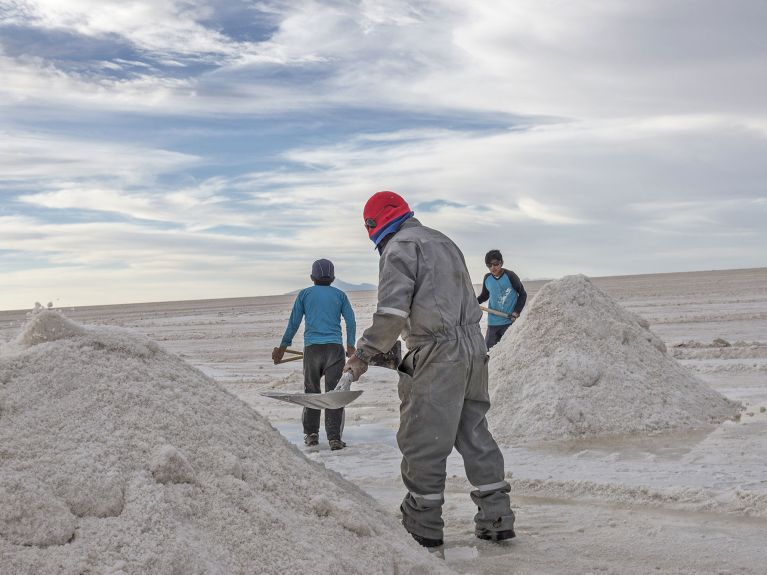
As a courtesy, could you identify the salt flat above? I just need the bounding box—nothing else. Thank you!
[2,267,766,574]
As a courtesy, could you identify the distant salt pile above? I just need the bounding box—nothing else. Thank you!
[487,275,741,443]
[0,311,449,575]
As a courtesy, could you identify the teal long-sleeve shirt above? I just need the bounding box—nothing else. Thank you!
[280,285,356,348]
[477,269,527,326]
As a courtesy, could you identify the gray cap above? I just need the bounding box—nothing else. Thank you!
[310,258,335,282]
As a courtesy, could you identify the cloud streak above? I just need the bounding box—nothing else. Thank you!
[1,0,765,309]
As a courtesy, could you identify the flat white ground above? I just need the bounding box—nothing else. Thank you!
[3,268,765,574]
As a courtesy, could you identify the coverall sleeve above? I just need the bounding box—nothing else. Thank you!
[341,293,356,347]
[507,270,527,314]
[279,293,305,348]
[356,240,417,362]
[477,274,490,304]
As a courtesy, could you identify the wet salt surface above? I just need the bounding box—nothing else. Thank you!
[278,415,767,498]
[275,421,400,450]
[2,268,767,574]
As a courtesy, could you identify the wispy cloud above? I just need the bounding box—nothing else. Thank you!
[1,0,765,309]
[0,129,197,182]
[3,0,258,60]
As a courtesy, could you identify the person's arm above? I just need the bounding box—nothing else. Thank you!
[273,293,305,364]
[341,293,357,356]
[506,270,527,316]
[279,292,305,349]
[477,274,490,304]
[356,240,416,363]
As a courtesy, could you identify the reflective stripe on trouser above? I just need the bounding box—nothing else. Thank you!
[302,343,346,440]
[400,492,445,541]
[396,327,514,540]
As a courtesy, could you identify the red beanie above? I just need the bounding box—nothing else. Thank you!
[363,191,412,242]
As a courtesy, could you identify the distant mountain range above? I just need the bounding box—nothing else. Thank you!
[286,278,376,294]
[333,278,377,292]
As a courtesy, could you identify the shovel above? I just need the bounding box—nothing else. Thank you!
[274,348,305,364]
[480,305,514,320]
[261,340,402,409]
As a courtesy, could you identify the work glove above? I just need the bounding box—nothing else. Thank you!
[343,354,368,382]
[333,371,354,392]
[271,346,286,364]
[345,344,356,358]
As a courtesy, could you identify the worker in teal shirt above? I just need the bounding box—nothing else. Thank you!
[272,259,356,450]
[477,250,526,349]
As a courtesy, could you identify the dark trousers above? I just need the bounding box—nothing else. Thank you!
[485,323,511,349]
[302,343,345,440]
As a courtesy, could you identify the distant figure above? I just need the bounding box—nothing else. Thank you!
[477,250,527,349]
[272,259,356,451]
[344,191,515,551]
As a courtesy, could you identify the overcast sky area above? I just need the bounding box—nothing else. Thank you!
[1,0,765,310]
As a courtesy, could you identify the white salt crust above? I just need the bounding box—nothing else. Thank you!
[487,275,741,443]
[0,310,450,575]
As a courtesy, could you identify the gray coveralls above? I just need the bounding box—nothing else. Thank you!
[356,218,515,541]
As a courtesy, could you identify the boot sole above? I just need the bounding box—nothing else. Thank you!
[475,528,516,542]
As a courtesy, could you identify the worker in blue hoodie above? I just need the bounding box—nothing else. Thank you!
[272,259,356,451]
[477,250,527,349]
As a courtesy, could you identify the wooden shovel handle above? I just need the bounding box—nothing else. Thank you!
[479,305,513,320]
[276,355,304,364]
[274,347,303,364]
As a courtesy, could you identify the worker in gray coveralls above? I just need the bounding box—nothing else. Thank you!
[343,191,515,550]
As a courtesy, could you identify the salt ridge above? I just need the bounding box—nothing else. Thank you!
[487,275,741,443]
[0,310,450,575]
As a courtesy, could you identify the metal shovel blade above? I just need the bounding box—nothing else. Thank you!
[260,390,363,409]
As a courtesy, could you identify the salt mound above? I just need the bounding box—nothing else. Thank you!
[487,275,741,443]
[0,312,449,575]
[15,309,85,346]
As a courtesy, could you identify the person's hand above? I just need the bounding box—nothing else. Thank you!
[346,344,356,358]
[334,371,353,392]
[343,355,368,382]
[271,346,286,364]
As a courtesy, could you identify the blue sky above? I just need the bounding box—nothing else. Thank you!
[1,0,765,310]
